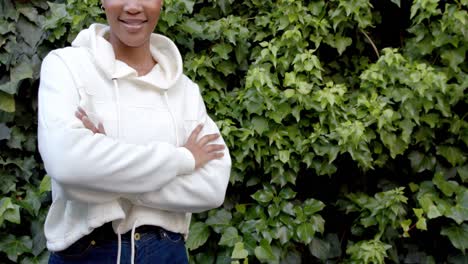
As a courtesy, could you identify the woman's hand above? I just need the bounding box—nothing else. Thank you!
[75,107,106,135]
[75,108,223,169]
[184,124,225,169]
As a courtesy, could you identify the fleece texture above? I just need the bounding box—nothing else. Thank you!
[38,24,231,251]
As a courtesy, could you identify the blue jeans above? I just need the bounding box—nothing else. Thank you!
[49,226,188,264]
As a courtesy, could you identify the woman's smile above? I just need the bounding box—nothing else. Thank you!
[102,0,163,48]
[119,18,148,32]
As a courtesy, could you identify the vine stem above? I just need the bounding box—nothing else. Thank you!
[359,28,380,59]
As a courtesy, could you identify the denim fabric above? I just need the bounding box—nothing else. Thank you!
[49,228,188,264]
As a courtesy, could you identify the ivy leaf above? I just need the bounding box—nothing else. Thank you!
[252,189,274,204]
[43,2,68,30]
[284,89,295,98]
[0,59,33,95]
[219,226,239,247]
[17,6,39,23]
[441,224,468,254]
[0,0,18,20]
[346,239,392,263]
[0,235,33,262]
[0,123,11,140]
[390,0,401,7]
[212,43,232,60]
[231,242,248,259]
[19,251,49,264]
[3,203,20,224]
[274,225,292,245]
[31,219,47,256]
[0,171,16,194]
[437,146,467,167]
[441,48,465,71]
[7,126,26,150]
[254,239,276,262]
[180,20,203,35]
[433,172,460,197]
[281,202,295,216]
[18,188,41,217]
[408,151,435,172]
[401,219,412,237]
[251,116,269,135]
[380,130,406,158]
[303,199,326,216]
[296,222,315,244]
[311,215,325,234]
[39,175,51,194]
[445,205,468,225]
[205,209,232,227]
[458,165,468,183]
[17,16,42,48]
[309,237,331,261]
[21,252,49,264]
[5,156,36,181]
[268,203,280,217]
[186,222,210,250]
[279,187,296,200]
[0,22,15,35]
[0,197,21,225]
[413,208,427,230]
[334,35,352,55]
[179,0,195,13]
[278,150,290,163]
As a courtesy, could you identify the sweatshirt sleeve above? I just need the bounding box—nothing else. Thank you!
[131,81,232,213]
[38,52,195,197]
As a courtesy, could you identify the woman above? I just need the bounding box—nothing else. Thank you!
[37,0,231,263]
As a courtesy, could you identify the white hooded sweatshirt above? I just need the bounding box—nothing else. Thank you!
[38,24,231,252]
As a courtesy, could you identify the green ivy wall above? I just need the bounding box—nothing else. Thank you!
[0,0,467,263]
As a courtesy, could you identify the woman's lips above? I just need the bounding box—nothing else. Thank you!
[119,19,147,32]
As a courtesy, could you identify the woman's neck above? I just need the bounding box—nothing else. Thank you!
[108,34,156,76]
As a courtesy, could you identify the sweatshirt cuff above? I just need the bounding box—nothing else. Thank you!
[176,147,195,175]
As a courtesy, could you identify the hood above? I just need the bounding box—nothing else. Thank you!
[71,23,183,90]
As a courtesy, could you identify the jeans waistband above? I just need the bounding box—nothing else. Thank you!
[91,222,164,241]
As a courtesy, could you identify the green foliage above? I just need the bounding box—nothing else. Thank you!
[1,0,467,263]
[346,239,392,264]
[340,187,408,239]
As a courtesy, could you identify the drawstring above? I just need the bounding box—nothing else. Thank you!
[113,78,124,264]
[115,219,138,264]
[163,91,180,146]
[110,87,176,264]
[130,220,138,264]
[116,233,122,264]
[112,78,122,137]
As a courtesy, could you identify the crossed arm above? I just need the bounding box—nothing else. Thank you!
[38,52,231,213]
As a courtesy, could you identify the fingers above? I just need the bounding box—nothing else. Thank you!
[187,124,204,143]
[206,144,225,160]
[211,152,224,159]
[82,116,98,133]
[97,122,106,135]
[198,133,220,146]
[77,107,87,117]
[75,107,106,134]
[75,110,84,120]
[206,150,225,164]
[204,144,225,152]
